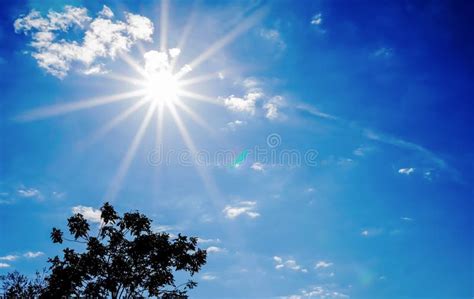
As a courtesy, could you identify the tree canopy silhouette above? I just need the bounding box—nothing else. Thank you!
[1,202,207,298]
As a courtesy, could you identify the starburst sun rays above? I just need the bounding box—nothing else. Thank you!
[16,1,266,201]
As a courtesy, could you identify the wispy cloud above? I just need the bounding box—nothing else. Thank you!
[260,28,286,50]
[296,104,338,121]
[223,201,260,219]
[284,285,349,299]
[72,205,102,223]
[0,255,19,261]
[14,5,153,78]
[311,13,323,26]
[250,162,265,172]
[373,47,394,58]
[206,246,226,254]
[264,95,286,120]
[315,261,333,269]
[201,273,217,281]
[0,263,10,268]
[17,187,42,199]
[23,251,44,258]
[198,238,221,244]
[274,256,308,273]
[224,120,247,131]
[361,228,383,237]
[398,167,415,175]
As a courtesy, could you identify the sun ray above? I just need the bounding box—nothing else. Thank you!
[103,73,147,87]
[170,4,197,72]
[155,102,165,148]
[160,0,170,52]
[105,102,157,202]
[80,98,149,149]
[16,89,147,122]
[167,103,219,197]
[180,7,268,78]
[178,72,222,87]
[174,99,215,134]
[177,90,222,106]
[120,52,150,79]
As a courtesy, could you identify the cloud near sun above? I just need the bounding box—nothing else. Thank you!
[14,5,153,78]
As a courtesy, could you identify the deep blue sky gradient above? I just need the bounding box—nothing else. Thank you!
[1,1,473,298]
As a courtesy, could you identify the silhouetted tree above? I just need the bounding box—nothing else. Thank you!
[42,202,206,298]
[0,270,46,298]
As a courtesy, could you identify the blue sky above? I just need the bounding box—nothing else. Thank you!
[0,0,473,298]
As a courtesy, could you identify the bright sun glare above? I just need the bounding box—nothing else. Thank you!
[145,71,179,104]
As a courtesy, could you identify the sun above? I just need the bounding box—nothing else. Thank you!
[145,70,180,104]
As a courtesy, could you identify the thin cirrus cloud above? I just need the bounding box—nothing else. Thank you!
[222,201,260,219]
[14,5,154,78]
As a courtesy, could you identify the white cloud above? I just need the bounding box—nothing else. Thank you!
[98,5,114,19]
[222,92,263,115]
[401,217,413,222]
[250,162,265,172]
[223,201,260,219]
[398,168,415,175]
[274,256,307,272]
[353,146,374,157]
[283,285,349,299]
[23,251,44,258]
[72,205,102,223]
[222,77,287,121]
[206,246,226,254]
[14,5,153,78]
[225,120,247,131]
[0,255,19,261]
[152,225,178,232]
[311,13,323,25]
[260,28,286,50]
[315,261,333,269]
[198,238,221,244]
[0,263,10,268]
[264,95,285,120]
[82,63,108,75]
[201,274,217,281]
[17,187,42,198]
